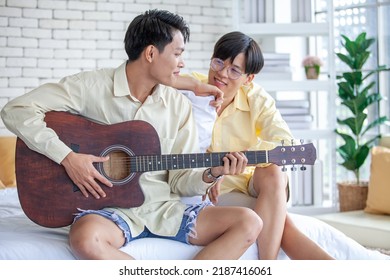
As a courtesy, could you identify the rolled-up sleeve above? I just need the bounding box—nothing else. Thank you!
[1,75,84,164]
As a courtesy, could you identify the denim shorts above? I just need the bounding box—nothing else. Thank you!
[73,201,212,247]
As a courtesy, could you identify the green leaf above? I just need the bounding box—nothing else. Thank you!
[341,93,367,114]
[338,145,370,172]
[355,32,367,45]
[361,116,389,136]
[345,39,358,57]
[354,145,370,169]
[336,53,354,69]
[377,65,390,71]
[359,81,376,95]
[355,32,374,52]
[354,91,369,112]
[363,66,390,81]
[335,130,356,158]
[338,81,354,100]
[340,159,358,172]
[360,91,382,111]
[341,34,352,43]
[335,130,355,142]
[337,146,354,161]
[343,71,362,87]
[337,113,367,135]
[340,100,356,114]
[363,135,382,148]
[360,38,375,52]
[354,52,370,70]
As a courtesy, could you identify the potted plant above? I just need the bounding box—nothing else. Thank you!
[335,32,389,211]
[302,55,323,79]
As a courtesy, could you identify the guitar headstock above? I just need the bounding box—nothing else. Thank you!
[268,143,317,168]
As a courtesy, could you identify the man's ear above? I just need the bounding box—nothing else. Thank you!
[244,74,255,85]
[145,45,155,63]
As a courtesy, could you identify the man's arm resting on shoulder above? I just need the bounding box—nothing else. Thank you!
[174,75,224,104]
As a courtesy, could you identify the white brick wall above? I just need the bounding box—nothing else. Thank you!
[0,0,233,135]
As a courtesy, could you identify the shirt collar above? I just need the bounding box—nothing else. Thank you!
[113,61,166,106]
[233,83,252,112]
[114,61,130,97]
[147,84,167,107]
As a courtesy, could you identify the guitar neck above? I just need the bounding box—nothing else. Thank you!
[130,150,267,172]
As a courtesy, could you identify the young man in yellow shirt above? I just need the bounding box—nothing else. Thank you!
[176,31,334,260]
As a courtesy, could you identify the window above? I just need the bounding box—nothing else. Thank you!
[236,0,389,211]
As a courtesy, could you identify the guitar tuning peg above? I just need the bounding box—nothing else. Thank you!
[291,165,297,171]
[281,140,285,146]
[300,165,306,171]
[291,139,294,146]
[300,139,304,145]
[282,166,287,172]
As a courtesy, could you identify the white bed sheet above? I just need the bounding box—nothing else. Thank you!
[0,187,388,260]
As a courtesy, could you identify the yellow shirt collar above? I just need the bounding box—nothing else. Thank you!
[234,85,252,112]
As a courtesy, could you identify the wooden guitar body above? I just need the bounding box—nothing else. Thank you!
[16,112,157,227]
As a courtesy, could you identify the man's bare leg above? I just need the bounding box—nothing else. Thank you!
[69,214,134,260]
[189,206,262,259]
[281,215,334,260]
[252,165,288,259]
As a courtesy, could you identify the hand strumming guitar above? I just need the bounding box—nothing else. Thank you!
[61,151,113,199]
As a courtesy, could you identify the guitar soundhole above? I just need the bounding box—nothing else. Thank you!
[98,144,135,185]
[102,151,130,181]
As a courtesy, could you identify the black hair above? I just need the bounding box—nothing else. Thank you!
[211,31,264,74]
[124,9,190,62]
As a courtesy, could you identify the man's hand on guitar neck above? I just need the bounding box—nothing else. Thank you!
[210,151,248,179]
[61,151,113,199]
[202,151,248,203]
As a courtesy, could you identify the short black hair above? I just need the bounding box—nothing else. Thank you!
[124,9,190,62]
[212,31,264,74]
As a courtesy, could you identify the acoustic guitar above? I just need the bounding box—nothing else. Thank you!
[16,111,317,228]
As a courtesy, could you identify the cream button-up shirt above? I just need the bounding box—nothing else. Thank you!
[1,62,213,237]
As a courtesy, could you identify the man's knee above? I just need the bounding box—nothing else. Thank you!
[238,208,263,243]
[69,214,115,259]
[252,166,289,200]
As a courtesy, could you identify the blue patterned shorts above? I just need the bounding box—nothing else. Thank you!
[73,201,212,247]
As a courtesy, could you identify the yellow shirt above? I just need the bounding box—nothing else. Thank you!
[1,62,213,237]
[191,72,294,195]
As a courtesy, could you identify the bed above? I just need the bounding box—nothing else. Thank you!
[1,187,389,260]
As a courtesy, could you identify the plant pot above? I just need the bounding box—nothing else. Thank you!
[304,65,320,79]
[337,181,368,212]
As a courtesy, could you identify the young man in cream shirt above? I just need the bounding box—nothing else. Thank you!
[1,10,262,260]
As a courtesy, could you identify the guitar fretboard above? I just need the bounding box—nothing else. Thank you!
[130,151,268,172]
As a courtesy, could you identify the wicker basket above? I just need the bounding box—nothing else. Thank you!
[337,182,368,212]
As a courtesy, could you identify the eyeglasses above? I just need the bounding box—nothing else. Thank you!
[210,58,246,80]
